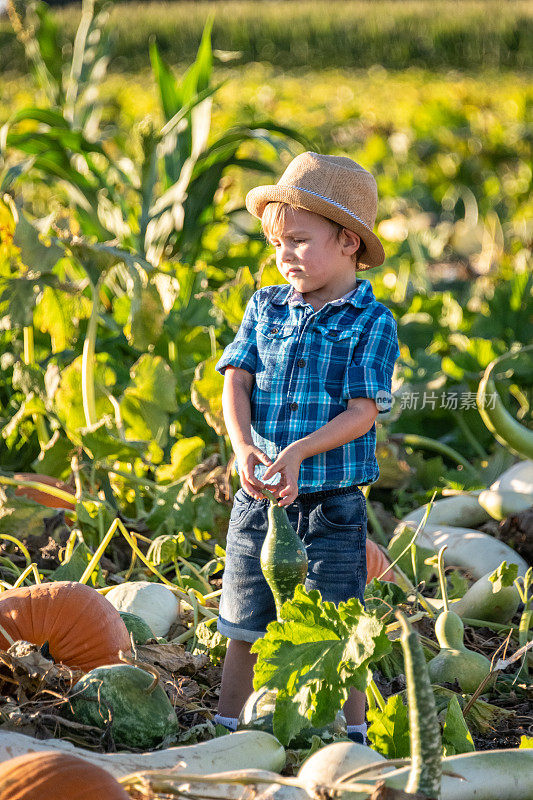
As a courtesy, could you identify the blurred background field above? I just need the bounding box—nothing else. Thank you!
[1,0,532,73]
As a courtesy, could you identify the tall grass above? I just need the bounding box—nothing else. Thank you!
[2,1,532,73]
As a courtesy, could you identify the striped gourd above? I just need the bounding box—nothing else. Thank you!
[260,489,308,620]
[397,611,442,798]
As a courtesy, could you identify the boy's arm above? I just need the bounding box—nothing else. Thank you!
[296,397,378,460]
[222,367,272,498]
[222,367,254,449]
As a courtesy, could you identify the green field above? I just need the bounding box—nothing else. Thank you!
[2,0,533,73]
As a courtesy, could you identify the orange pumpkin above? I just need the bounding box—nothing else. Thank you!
[0,582,131,672]
[366,538,396,584]
[0,751,129,799]
[14,473,76,512]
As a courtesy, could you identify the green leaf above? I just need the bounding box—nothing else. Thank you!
[119,354,177,451]
[156,436,205,483]
[210,266,256,330]
[34,1,64,91]
[124,354,177,413]
[488,561,518,593]
[52,540,103,586]
[0,277,42,328]
[34,285,91,352]
[147,532,191,564]
[442,337,503,381]
[126,281,166,351]
[67,240,152,286]
[12,362,47,403]
[0,486,56,539]
[2,394,47,448]
[54,355,115,434]
[190,353,225,436]
[13,208,64,274]
[367,694,410,758]
[251,585,391,746]
[32,432,75,480]
[80,424,146,463]
[364,579,408,622]
[442,694,475,756]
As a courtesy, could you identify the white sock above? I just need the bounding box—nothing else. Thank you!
[214,714,239,731]
[347,722,368,738]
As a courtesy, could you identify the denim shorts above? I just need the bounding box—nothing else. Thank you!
[217,484,367,643]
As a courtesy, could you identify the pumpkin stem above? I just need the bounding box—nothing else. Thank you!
[119,650,161,694]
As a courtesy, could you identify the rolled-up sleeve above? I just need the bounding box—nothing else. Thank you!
[341,309,400,412]
[215,291,259,376]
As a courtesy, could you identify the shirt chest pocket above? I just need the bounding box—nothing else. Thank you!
[314,324,354,398]
[256,322,296,391]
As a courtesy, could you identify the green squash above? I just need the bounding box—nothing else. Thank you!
[119,611,156,645]
[428,545,491,694]
[69,664,179,748]
[428,610,491,694]
[260,488,308,619]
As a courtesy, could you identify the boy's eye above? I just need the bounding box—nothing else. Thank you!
[270,238,305,246]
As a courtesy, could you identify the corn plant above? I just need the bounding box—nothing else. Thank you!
[1,0,311,265]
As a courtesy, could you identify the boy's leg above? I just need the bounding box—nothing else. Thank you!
[217,638,258,717]
[302,488,368,731]
[343,686,366,725]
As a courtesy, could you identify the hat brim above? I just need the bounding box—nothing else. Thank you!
[245,185,385,270]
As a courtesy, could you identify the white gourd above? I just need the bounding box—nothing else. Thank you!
[490,460,533,495]
[105,581,180,638]
[478,489,532,521]
[393,522,529,579]
[401,494,490,529]
[0,730,286,779]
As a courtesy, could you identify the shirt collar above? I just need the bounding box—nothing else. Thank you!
[270,279,376,309]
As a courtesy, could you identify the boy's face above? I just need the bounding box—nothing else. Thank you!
[265,207,360,300]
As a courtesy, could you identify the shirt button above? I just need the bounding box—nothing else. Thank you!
[297,358,306,367]
[290,402,298,411]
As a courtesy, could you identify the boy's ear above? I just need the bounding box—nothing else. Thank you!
[341,227,361,255]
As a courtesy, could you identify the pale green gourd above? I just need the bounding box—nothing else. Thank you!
[428,547,492,694]
[259,488,308,620]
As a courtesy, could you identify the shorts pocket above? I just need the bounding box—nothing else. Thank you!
[316,491,366,530]
[228,488,255,527]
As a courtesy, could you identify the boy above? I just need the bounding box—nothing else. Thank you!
[213,152,400,744]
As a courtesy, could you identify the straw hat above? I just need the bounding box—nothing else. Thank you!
[245,151,385,269]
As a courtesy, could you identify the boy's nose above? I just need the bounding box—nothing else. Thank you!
[279,243,295,262]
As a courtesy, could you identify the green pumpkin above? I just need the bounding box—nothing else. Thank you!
[260,489,308,619]
[119,611,156,645]
[70,664,179,748]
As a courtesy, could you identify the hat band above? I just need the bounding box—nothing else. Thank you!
[290,185,372,232]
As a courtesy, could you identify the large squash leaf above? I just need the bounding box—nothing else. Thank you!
[251,585,391,746]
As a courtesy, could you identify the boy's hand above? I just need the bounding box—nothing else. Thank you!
[235,443,274,500]
[260,442,304,507]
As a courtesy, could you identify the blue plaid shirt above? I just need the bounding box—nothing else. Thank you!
[215,279,400,493]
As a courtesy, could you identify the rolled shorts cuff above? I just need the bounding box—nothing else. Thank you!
[217,614,267,644]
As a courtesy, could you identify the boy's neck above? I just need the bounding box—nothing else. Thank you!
[299,277,359,309]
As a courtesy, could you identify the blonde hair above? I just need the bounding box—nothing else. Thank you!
[260,201,366,267]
